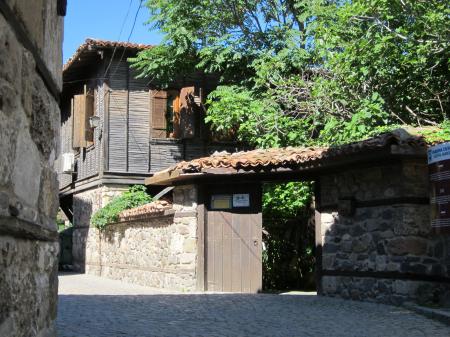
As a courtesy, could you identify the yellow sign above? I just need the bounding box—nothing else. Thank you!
[211,195,232,209]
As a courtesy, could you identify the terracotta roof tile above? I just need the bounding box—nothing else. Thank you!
[118,200,172,221]
[63,38,153,72]
[166,130,427,175]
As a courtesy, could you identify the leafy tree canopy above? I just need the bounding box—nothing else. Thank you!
[131,0,449,147]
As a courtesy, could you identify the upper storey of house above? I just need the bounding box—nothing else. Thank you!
[57,39,238,196]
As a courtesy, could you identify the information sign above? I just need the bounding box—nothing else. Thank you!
[429,142,450,228]
[233,194,250,207]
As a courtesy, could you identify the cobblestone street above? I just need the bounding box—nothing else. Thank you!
[57,273,450,337]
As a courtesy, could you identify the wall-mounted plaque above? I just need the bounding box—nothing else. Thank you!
[429,142,450,228]
[233,194,250,207]
[211,195,232,210]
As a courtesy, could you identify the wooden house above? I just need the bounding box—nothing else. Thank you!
[57,39,237,230]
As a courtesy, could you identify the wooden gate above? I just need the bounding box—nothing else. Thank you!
[205,185,262,293]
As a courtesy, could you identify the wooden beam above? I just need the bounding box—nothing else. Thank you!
[103,81,110,172]
[145,170,181,185]
[196,185,206,291]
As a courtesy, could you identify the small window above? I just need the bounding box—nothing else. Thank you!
[151,87,208,139]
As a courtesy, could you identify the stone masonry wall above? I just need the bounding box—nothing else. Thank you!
[318,160,450,305]
[72,185,127,272]
[0,1,63,336]
[84,185,199,291]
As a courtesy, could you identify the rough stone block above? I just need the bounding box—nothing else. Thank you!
[12,128,41,208]
[0,236,58,337]
[183,238,196,253]
[387,237,428,256]
[0,16,23,90]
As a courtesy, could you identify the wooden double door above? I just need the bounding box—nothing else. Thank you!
[205,185,262,293]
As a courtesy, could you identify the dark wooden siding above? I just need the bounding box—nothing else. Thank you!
[57,76,106,188]
[108,60,128,172]
[107,61,150,173]
[149,139,239,174]
[128,68,150,173]
[75,77,104,181]
[57,102,74,189]
[149,139,184,173]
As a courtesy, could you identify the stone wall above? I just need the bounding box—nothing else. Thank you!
[0,1,63,336]
[317,160,450,305]
[72,185,127,272]
[83,185,199,291]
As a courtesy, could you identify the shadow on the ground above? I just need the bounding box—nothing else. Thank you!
[56,294,445,337]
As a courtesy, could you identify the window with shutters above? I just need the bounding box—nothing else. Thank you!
[150,87,204,139]
[72,89,95,150]
[151,89,180,139]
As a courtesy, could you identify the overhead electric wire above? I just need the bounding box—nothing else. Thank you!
[102,0,134,79]
[109,0,145,79]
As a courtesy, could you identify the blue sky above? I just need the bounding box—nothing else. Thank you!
[63,0,163,63]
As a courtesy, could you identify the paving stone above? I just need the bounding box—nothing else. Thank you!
[57,273,450,337]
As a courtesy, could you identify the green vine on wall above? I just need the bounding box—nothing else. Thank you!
[91,185,152,230]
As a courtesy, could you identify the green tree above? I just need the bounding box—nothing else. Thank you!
[131,0,449,146]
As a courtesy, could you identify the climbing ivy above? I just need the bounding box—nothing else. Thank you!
[91,185,152,230]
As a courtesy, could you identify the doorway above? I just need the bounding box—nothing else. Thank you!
[204,184,262,292]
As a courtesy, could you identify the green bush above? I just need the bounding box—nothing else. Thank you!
[91,185,152,230]
[262,182,316,291]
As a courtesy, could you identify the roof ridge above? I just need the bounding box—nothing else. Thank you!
[63,38,153,72]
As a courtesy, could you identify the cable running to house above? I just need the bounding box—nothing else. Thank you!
[102,0,134,79]
[109,0,144,79]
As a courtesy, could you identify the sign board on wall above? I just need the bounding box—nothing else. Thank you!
[211,195,232,210]
[233,194,250,207]
[428,142,450,228]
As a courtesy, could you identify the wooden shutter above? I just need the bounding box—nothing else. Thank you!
[150,90,168,138]
[168,90,181,138]
[180,86,196,139]
[72,92,95,149]
[179,86,205,139]
[85,92,94,146]
[72,94,86,149]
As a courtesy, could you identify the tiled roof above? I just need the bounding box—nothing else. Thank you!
[63,38,153,72]
[118,200,172,221]
[146,128,432,185]
[173,129,428,174]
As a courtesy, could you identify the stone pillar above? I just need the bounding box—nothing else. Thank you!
[0,1,64,336]
[172,184,199,289]
[316,159,450,305]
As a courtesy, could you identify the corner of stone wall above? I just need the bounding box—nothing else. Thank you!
[0,1,63,336]
[317,160,450,305]
[72,185,128,273]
